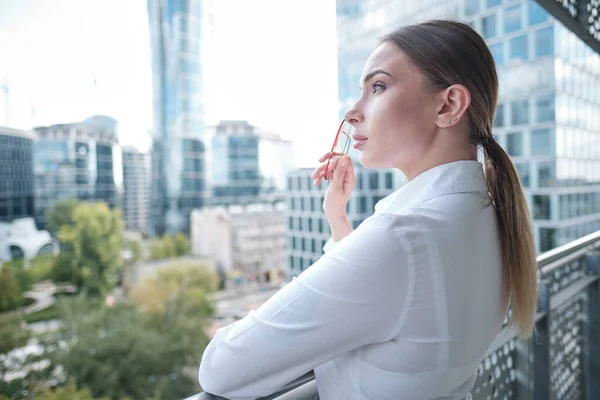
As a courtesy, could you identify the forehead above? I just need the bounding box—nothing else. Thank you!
[362,41,416,79]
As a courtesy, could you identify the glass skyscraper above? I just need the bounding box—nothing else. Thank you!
[33,118,121,230]
[147,0,215,235]
[0,127,35,223]
[336,0,600,254]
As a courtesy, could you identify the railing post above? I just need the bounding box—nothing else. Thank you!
[533,278,551,400]
[585,251,600,400]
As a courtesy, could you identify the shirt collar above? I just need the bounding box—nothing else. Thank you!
[374,160,489,214]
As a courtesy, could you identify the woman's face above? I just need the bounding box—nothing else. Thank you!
[345,41,441,174]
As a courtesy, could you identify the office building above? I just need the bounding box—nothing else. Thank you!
[207,120,293,206]
[191,203,288,286]
[209,120,261,206]
[462,0,600,252]
[33,116,121,230]
[336,0,600,254]
[147,0,216,235]
[0,127,35,223]
[122,146,150,233]
[0,127,56,262]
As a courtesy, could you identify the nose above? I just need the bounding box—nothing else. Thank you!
[344,101,363,126]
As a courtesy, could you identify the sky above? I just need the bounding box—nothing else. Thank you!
[0,0,339,167]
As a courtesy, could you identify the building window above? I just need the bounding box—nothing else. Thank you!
[359,196,367,213]
[536,94,555,122]
[311,239,316,253]
[298,217,303,230]
[482,14,497,39]
[515,163,530,187]
[531,128,551,156]
[288,217,293,230]
[289,256,294,269]
[357,173,363,190]
[539,228,556,252]
[533,195,551,219]
[534,26,554,57]
[301,238,306,251]
[369,173,378,190]
[486,0,501,8]
[509,34,528,61]
[308,218,313,231]
[511,100,529,125]
[493,103,504,127]
[465,0,480,16]
[538,161,554,187]
[490,42,504,67]
[528,1,548,26]
[385,172,393,189]
[506,132,523,156]
[318,218,324,233]
[291,198,296,210]
[504,4,522,33]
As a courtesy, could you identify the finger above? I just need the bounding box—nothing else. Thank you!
[331,156,349,189]
[343,156,356,187]
[325,156,342,180]
[311,164,327,179]
[318,151,345,163]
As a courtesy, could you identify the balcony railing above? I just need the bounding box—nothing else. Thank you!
[191,229,600,400]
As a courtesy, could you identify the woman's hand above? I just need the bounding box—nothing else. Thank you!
[311,152,356,241]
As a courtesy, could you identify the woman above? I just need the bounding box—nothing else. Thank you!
[199,20,537,400]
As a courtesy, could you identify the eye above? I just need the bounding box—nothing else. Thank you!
[372,82,386,93]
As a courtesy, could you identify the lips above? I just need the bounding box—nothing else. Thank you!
[352,134,368,149]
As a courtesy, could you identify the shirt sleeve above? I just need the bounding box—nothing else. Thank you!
[198,213,415,399]
[322,237,338,253]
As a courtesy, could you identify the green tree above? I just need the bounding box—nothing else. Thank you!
[46,198,79,235]
[34,381,111,400]
[54,202,124,296]
[42,296,208,400]
[0,312,30,355]
[28,254,57,283]
[0,264,24,312]
[148,238,165,261]
[172,233,190,256]
[131,260,218,315]
[130,240,142,264]
[161,234,176,258]
[3,259,33,294]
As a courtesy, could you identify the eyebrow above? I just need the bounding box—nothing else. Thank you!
[360,69,394,89]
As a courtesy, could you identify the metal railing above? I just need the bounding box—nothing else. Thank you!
[192,230,600,400]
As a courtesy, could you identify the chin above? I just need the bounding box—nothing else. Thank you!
[359,151,390,169]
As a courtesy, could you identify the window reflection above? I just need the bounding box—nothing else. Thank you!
[490,42,504,67]
[535,94,555,123]
[534,26,554,57]
[509,34,528,61]
[482,14,497,39]
[506,132,523,156]
[528,1,548,26]
[504,5,522,33]
[511,100,529,125]
[533,195,551,219]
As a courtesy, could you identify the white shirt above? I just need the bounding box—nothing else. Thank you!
[198,160,509,400]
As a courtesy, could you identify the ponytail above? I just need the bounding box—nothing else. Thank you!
[482,138,538,338]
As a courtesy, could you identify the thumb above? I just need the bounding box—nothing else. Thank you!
[332,156,348,190]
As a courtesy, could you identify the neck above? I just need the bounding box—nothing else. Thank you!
[401,134,477,181]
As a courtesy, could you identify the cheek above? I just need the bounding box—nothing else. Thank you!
[375,94,430,147]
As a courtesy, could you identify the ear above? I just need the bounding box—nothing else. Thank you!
[434,84,471,128]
